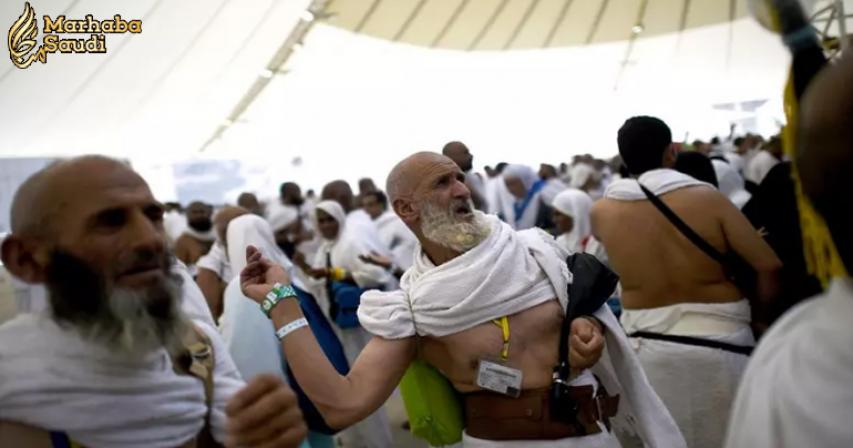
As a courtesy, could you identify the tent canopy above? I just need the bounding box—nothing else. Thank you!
[323,0,749,50]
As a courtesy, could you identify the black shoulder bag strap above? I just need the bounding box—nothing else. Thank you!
[638,183,726,264]
[635,183,754,356]
[638,182,758,295]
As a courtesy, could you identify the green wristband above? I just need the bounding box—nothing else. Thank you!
[261,283,298,317]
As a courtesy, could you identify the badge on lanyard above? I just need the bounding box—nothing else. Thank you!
[475,316,523,398]
[476,358,523,397]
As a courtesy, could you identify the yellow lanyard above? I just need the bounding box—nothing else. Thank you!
[491,316,510,361]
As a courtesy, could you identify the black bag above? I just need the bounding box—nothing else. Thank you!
[638,184,759,301]
[549,252,619,423]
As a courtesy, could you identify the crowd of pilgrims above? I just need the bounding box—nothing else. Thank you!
[157,130,813,448]
[171,133,804,325]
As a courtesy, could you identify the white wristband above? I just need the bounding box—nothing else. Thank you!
[275,318,309,340]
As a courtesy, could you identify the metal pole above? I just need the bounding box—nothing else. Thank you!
[836,0,848,50]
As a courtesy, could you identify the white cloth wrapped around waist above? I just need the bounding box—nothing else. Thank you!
[621,300,752,337]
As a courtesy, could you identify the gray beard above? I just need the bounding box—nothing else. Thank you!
[420,201,491,253]
[82,279,188,358]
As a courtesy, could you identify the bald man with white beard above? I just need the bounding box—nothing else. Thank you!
[235,152,684,447]
[0,156,306,447]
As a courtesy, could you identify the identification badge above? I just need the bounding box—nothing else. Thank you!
[476,358,523,397]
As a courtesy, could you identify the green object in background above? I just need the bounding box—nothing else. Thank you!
[399,358,464,446]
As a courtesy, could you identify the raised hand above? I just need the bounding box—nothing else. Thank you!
[240,245,291,304]
[358,251,393,269]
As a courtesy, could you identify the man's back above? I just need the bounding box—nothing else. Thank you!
[593,186,742,309]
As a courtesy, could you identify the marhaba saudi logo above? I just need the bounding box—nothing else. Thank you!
[8,2,141,69]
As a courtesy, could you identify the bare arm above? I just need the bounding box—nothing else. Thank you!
[196,267,224,321]
[240,246,416,429]
[715,192,783,306]
[270,301,415,428]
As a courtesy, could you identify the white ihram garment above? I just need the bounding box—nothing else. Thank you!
[359,213,685,448]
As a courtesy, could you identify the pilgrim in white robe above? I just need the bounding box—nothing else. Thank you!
[712,159,751,209]
[218,214,333,448]
[308,201,394,448]
[725,278,853,448]
[605,169,754,448]
[359,213,686,448]
[501,164,547,230]
[744,150,780,185]
[374,210,418,270]
[0,263,243,448]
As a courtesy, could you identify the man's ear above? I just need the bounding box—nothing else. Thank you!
[392,198,418,225]
[1,236,49,284]
[663,144,678,168]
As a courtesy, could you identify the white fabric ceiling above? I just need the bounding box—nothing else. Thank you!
[0,0,848,201]
[322,0,750,50]
[200,18,791,195]
[0,0,312,159]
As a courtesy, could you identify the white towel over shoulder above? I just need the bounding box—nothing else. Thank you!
[604,168,713,201]
[358,213,569,339]
[0,315,244,448]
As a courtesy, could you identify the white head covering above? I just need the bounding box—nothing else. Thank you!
[225,214,298,284]
[569,163,596,189]
[313,200,347,242]
[712,159,752,209]
[502,164,538,192]
[309,200,390,289]
[220,214,296,383]
[499,164,545,229]
[551,189,594,253]
[267,206,299,233]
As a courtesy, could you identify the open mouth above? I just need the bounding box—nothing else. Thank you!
[454,204,472,215]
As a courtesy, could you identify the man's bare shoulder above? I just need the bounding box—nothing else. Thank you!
[666,184,726,201]
[590,198,617,217]
[665,185,738,217]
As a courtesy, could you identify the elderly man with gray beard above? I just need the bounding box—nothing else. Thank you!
[0,156,306,448]
[236,152,684,447]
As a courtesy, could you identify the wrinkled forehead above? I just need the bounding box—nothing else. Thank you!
[409,158,460,196]
[51,165,155,224]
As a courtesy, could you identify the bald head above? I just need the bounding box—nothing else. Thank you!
[237,192,261,215]
[798,53,853,270]
[321,180,355,212]
[442,141,473,172]
[3,154,168,292]
[387,152,456,203]
[11,156,142,238]
[214,206,250,243]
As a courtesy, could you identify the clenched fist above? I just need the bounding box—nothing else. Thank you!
[225,374,307,448]
[568,316,605,370]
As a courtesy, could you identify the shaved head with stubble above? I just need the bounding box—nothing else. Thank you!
[387,152,489,260]
[1,156,187,356]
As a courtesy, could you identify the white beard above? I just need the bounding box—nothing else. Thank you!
[84,280,187,357]
[420,200,491,253]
